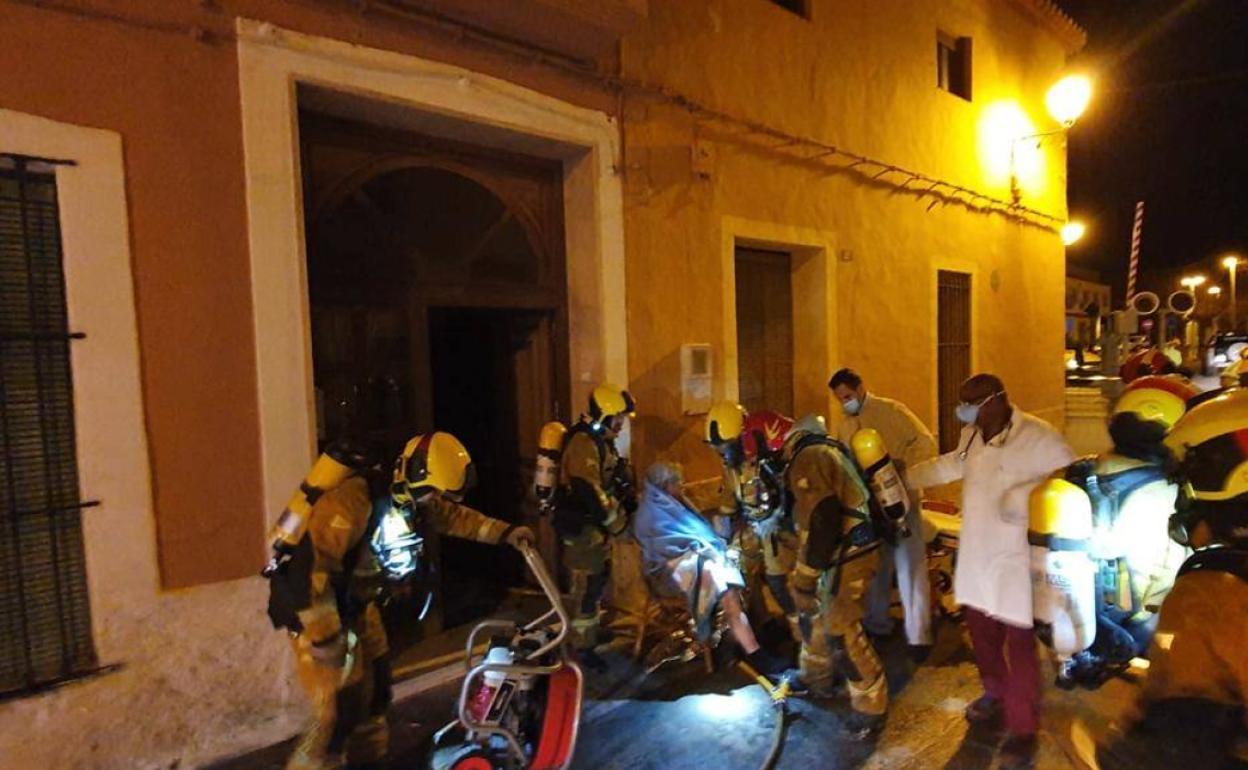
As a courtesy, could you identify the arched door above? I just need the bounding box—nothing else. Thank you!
[301,114,569,631]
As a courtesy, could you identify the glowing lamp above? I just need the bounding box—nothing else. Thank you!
[1060,221,1086,246]
[1046,75,1093,127]
[1224,254,1240,271]
[1208,286,1222,296]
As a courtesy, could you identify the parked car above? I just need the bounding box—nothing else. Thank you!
[1203,332,1248,376]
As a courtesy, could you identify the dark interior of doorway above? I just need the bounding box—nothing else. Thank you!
[427,306,541,628]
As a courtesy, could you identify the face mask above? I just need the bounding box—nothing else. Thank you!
[955,403,980,424]
[956,391,1001,425]
[842,398,862,416]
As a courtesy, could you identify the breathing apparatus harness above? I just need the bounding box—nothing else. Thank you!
[551,418,634,539]
[785,432,886,574]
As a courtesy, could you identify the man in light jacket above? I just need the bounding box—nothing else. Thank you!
[906,374,1073,769]
[830,368,936,656]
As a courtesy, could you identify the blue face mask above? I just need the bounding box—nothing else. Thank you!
[955,403,980,424]
[842,397,862,416]
[956,391,1002,425]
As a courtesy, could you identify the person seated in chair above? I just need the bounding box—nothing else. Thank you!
[632,460,790,676]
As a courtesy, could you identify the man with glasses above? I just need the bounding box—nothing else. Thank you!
[905,374,1073,769]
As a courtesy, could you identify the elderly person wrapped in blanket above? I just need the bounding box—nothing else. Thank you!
[633,461,791,675]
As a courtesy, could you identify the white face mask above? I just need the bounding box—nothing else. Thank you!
[955,403,980,424]
[842,397,862,416]
[956,391,1002,425]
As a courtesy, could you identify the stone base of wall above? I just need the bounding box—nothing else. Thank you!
[0,578,305,770]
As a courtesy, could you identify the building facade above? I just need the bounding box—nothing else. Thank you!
[0,1,1082,766]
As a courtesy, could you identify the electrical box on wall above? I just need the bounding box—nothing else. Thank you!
[681,343,713,415]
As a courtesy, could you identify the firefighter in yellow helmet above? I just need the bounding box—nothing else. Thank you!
[705,402,800,641]
[553,384,637,652]
[1045,375,1197,688]
[281,432,533,770]
[781,414,888,738]
[1077,388,1248,767]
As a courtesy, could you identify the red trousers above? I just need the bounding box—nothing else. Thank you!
[964,607,1040,736]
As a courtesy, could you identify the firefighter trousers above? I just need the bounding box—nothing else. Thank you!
[800,550,888,716]
[562,526,611,650]
[287,604,391,770]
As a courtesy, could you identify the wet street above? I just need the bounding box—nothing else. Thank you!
[207,616,1142,770]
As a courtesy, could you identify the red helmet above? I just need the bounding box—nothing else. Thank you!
[740,410,794,460]
[1119,348,1177,384]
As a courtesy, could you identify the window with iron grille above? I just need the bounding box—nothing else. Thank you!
[0,154,98,697]
[937,270,972,453]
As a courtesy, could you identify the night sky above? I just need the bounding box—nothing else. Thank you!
[1060,0,1248,299]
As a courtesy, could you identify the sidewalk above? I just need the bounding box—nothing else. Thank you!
[208,616,1143,770]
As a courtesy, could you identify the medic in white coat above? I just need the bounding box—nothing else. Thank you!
[906,381,1075,628]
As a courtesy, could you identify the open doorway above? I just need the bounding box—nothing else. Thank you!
[427,307,557,626]
[298,107,569,636]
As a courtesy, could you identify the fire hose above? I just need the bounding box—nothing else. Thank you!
[737,660,791,770]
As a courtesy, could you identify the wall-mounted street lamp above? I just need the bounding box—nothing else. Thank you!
[1011,74,1093,205]
[1061,220,1086,246]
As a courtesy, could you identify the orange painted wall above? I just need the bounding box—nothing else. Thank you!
[0,0,615,587]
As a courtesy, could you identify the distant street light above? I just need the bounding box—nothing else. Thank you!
[1208,285,1222,296]
[1061,220,1086,246]
[1011,75,1094,204]
[1224,254,1241,331]
[1180,274,1207,315]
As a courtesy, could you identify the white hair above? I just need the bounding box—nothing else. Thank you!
[645,460,684,490]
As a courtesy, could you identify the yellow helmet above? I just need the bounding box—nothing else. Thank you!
[1164,388,1248,546]
[705,402,747,445]
[1028,478,1093,539]
[589,384,636,423]
[1112,375,1199,430]
[1165,388,1248,503]
[392,432,476,506]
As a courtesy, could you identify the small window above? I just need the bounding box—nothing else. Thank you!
[937,33,973,101]
[768,0,810,19]
[0,154,98,697]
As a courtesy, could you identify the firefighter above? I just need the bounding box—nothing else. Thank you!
[282,432,533,770]
[782,415,888,738]
[1049,375,1197,687]
[1078,388,1248,767]
[705,402,800,640]
[553,384,636,652]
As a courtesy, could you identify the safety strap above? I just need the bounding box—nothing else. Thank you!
[1097,465,1168,499]
[564,419,609,467]
[789,434,872,523]
[1027,531,1091,552]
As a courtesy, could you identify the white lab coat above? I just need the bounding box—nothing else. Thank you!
[906,409,1074,628]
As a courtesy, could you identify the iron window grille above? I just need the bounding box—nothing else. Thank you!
[0,153,100,698]
[937,270,973,453]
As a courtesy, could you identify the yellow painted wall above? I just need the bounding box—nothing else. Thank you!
[620,0,1072,481]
